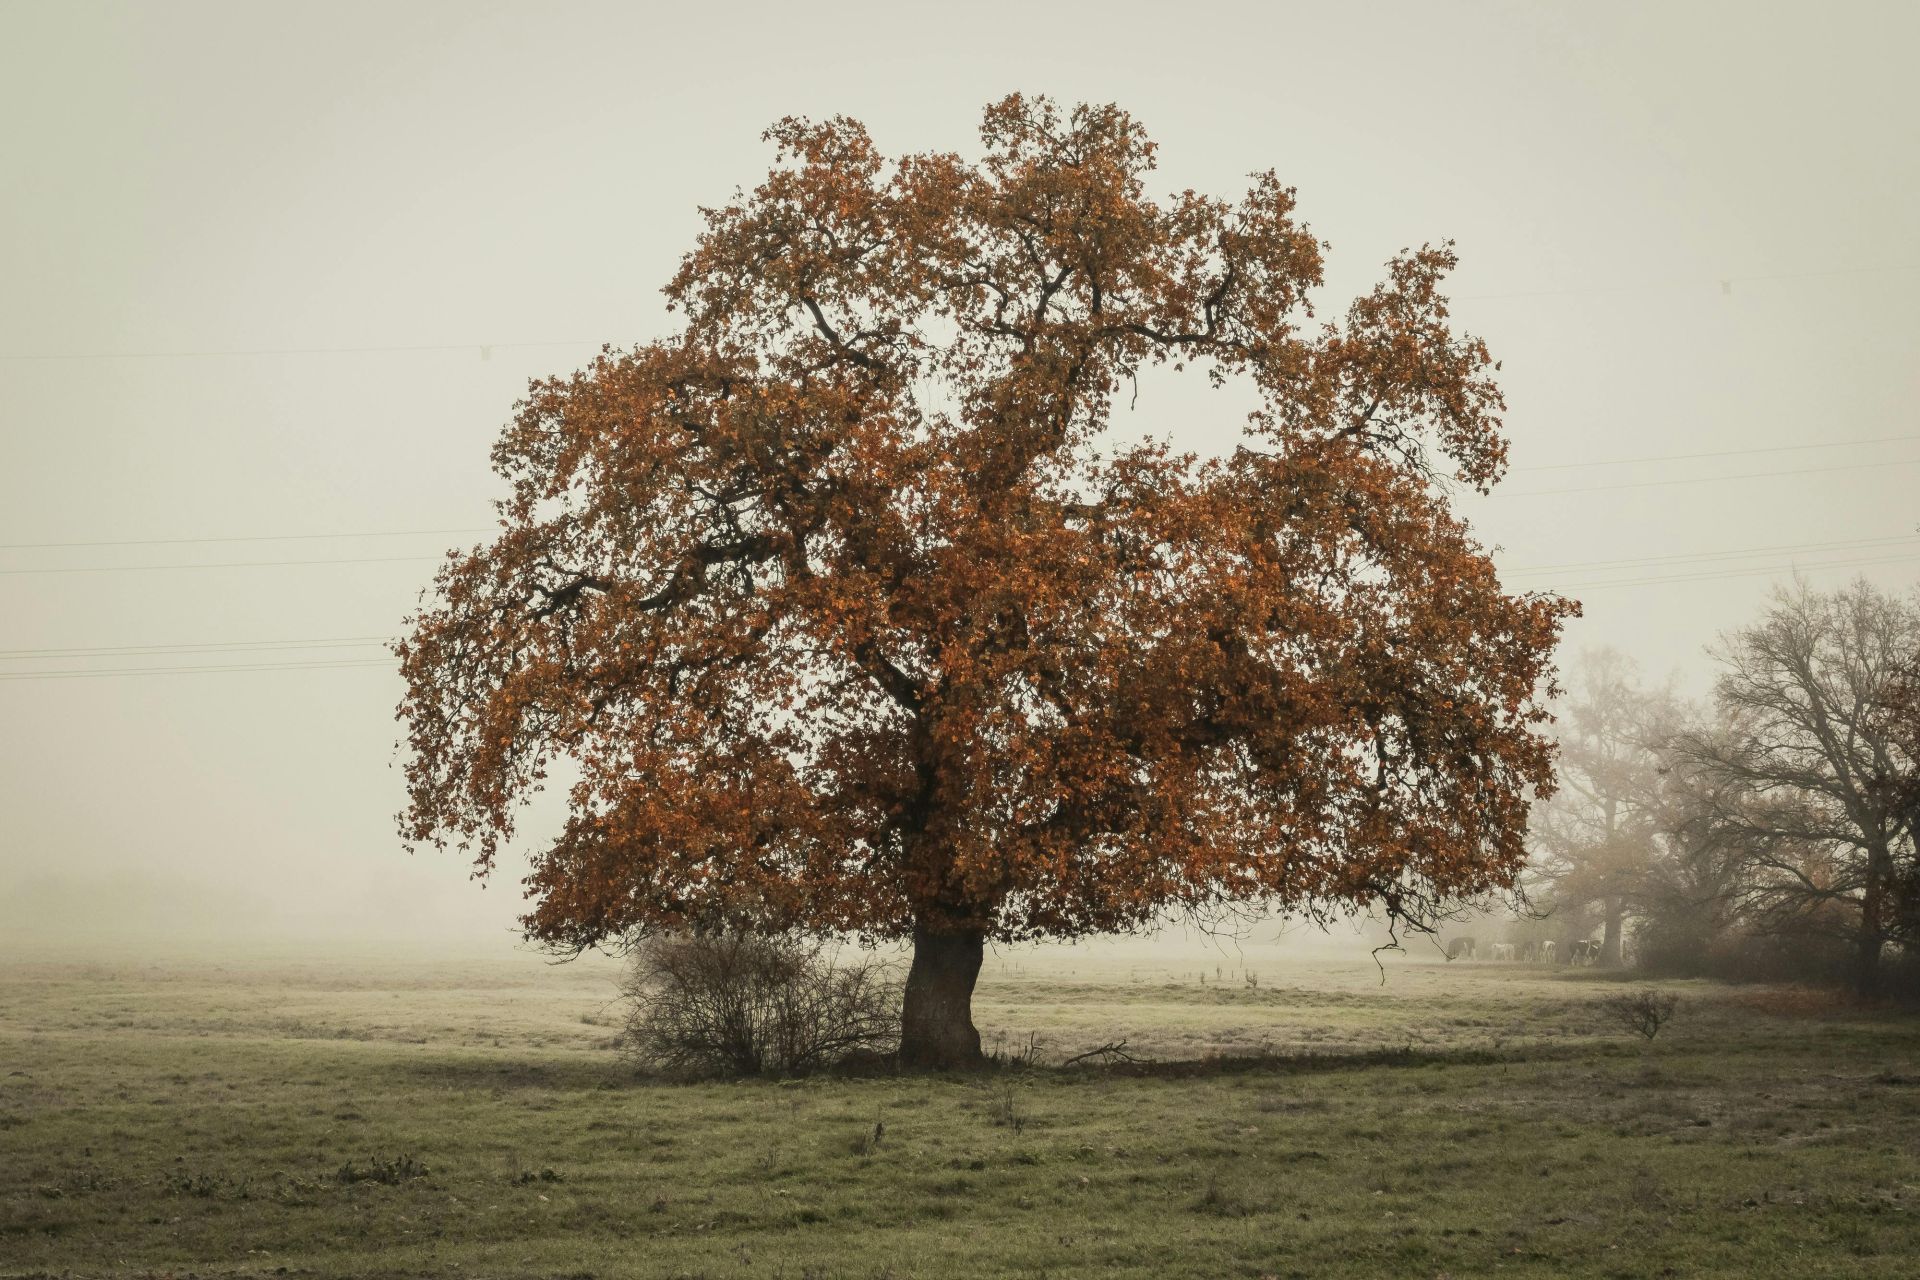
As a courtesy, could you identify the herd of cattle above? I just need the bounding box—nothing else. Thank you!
[1444,937,1605,964]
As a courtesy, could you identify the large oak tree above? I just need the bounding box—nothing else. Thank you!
[396,97,1574,1066]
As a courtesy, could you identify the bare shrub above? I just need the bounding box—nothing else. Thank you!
[1603,988,1681,1040]
[988,1030,1044,1069]
[620,932,901,1077]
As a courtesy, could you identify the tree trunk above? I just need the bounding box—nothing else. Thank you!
[1854,929,1885,998]
[1857,846,1890,998]
[1600,899,1625,967]
[899,924,985,1068]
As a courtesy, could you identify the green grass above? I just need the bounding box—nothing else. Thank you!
[3,947,1919,1278]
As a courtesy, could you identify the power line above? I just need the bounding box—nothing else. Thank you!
[1493,455,1920,498]
[1511,432,1920,473]
[0,554,441,576]
[0,636,391,660]
[1533,550,1920,594]
[0,527,487,552]
[3,265,1914,362]
[0,339,608,362]
[1455,262,1920,302]
[2,524,1914,596]
[4,433,1915,559]
[1505,532,1920,576]
[6,550,1917,677]
[0,429,1908,566]
[0,658,393,681]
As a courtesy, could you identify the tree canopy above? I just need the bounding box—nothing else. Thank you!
[1672,580,1920,994]
[395,95,1575,1063]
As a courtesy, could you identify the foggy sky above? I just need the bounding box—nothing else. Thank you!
[3,1,1916,952]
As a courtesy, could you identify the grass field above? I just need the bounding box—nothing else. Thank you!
[4,940,1919,1278]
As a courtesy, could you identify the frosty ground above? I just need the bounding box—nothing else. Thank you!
[3,942,1917,1279]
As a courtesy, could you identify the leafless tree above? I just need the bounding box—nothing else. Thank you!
[1672,579,1919,996]
[1527,650,1672,965]
[1627,725,1752,974]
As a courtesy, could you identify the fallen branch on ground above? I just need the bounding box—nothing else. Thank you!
[1061,1040,1140,1067]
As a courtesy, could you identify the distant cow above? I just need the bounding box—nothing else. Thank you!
[1446,937,1477,961]
[1569,939,1601,965]
[1540,940,1557,964]
[1518,942,1539,963]
[1488,942,1516,962]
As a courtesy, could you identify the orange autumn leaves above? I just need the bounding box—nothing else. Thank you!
[395,95,1575,952]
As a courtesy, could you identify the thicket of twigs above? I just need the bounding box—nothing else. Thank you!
[1603,988,1681,1041]
[619,932,901,1077]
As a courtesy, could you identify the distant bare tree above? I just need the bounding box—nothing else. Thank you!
[1528,650,1670,965]
[1627,716,1751,974]
[1673,580,1919,996]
